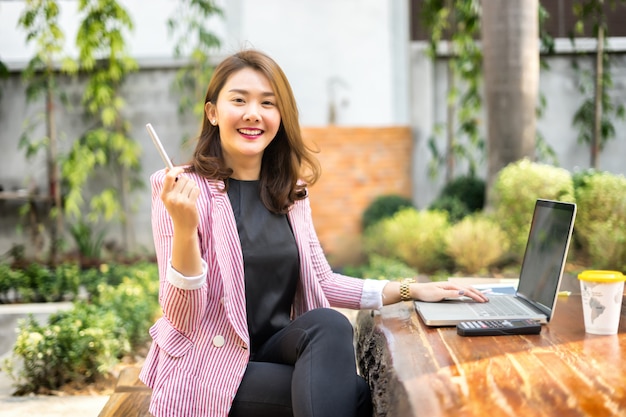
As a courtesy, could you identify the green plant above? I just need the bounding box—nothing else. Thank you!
[1,262,160,394]
[62,0,141,254]
[573,169,626,269]
[91,267,160,346]
[0,262,84,303]
[422,3,561,180]
[570,0,626,169]
[363,208,450,273]
[17,0,70,264]
[69,220,106,264]
[585,221,626,271]
[168,0,222,144]
[429,196,468,223]
[361,194,414,230]
[3,303,130,394]
[22,263,55,302]
[429,175,485,222]
[491,159,575,258]
[422,0,483,180]
[52,263,82,301]
[445,214,509,274]
[343,254,418,280]
[571,48,625,168]
[0,264,21,303]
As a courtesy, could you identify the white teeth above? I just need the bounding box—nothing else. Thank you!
[239,128,262,135]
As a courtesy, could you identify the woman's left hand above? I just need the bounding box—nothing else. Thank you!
[411,281,489,303]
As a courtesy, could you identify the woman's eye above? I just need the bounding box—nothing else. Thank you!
[232,98,245,103]
[262,101,275,106]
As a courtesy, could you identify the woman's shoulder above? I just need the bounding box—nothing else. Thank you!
[150,167,168,182]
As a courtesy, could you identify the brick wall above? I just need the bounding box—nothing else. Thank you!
[302,126,413,267]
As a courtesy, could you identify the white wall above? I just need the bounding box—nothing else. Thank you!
[0,0,409,126]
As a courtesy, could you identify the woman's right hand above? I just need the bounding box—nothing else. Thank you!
[161,167,201,233]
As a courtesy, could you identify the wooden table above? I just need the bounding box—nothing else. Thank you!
[355,291,626,417]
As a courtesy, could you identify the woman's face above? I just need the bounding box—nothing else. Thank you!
[206,67,281,179]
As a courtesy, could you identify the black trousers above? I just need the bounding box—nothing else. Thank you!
[229,308,373,417]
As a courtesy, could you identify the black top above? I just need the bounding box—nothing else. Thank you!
[227,179,299,355]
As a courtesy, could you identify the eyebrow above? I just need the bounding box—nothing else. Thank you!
[228,88,275,97]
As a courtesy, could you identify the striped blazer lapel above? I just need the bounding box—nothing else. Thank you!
[288,198,329,316]
[206,180,249,345]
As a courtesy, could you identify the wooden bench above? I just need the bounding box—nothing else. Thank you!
[98,366,152,417]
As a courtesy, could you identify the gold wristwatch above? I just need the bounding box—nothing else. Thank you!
[400,278,415,301]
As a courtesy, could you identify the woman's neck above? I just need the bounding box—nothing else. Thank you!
[225,155,261,181]
[229,168,260,181]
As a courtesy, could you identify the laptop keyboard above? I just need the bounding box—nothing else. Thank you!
[468,296,533,317]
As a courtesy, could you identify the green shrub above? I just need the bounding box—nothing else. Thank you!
[430,175,485,222]
[343,254,418,280]
[68,220,106,263]
[19,263,53,303]
[445,215,509,274]
[361,194,414,230]
[51,263,82,301]
[429,195,470,223]
[92,265,160,347]
[363,208,450,273]
[4,304,130,394]
[51,303,130,378]
[1,262,160,395]
[573,170,626,270]
[0,264,21,303]
[586,222,626,271]
[491,158,574,258]
[0,262,89,304]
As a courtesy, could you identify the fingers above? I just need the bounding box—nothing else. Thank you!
[163,166,185,188]
[453,286,489,303]
[415,282,490,303]
[173,176,198,198]
[160,169,200,214]
[162,168,198,198]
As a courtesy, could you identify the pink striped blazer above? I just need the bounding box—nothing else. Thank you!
[139,169,367,417]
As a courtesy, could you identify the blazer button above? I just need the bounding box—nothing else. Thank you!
[212,335,225,347]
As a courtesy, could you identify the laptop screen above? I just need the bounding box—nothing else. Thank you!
[516,200,577,314]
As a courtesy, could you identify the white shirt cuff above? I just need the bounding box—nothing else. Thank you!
[166,259,208,290]
[360,279,389,310]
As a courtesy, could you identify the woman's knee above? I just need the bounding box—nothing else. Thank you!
[302,308,354,337]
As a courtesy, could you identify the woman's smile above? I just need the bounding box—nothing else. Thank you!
[238,128,264,138]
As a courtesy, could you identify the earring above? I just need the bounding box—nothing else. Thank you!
[211,119,217,125]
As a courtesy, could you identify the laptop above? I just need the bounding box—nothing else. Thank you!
[414,199,577,326]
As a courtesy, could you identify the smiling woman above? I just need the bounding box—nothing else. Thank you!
[139,49,486,417]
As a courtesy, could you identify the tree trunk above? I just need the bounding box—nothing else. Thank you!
[46,84,63,265]
[446,59,456,183]
[445,0,456,183]
[482,0,539,205]
[591,15,604,169]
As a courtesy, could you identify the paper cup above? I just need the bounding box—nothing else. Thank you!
[578,270,625,335]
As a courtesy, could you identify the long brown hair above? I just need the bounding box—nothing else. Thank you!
[188,49,321,214]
